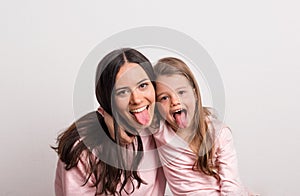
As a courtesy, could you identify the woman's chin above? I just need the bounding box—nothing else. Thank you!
[123,120,149,132]
[134,120,152,129]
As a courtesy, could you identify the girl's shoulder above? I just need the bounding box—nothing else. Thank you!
[205,115,235,154]
[205,112,232,141]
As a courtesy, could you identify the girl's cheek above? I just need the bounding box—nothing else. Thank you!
[156,102,167,117]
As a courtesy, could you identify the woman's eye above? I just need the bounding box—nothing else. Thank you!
[116,89,130,97]
[139,82,148,89]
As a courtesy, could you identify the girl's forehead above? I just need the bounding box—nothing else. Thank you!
[156,74,190,87]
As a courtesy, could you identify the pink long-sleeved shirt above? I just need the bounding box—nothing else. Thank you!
[153,116,247,196]
[55,130,166,196]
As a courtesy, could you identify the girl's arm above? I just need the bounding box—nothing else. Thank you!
[216,127,246,195]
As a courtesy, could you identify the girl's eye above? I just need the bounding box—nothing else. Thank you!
[159,96,169,102]
[178,90,185,95]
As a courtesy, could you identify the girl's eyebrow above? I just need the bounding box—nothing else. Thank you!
[115,78,149,92]
[175,86,188,90]
[156,86,188,97]
[156,92,166,97]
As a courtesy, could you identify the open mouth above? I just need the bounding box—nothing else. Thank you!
[130,105,148,113]
[172,108,187,118]
[172,109,188,128]
[129,105,150,125]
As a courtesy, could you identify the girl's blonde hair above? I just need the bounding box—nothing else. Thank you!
[154,57,219,181]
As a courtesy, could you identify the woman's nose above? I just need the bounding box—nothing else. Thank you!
[129,90,142,105]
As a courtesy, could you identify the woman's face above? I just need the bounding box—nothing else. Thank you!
[156,74,197,130]
[114,62,155,130]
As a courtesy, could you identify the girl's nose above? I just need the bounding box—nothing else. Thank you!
[170,95,181,107]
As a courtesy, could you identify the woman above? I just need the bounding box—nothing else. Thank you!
[53,48,166,196]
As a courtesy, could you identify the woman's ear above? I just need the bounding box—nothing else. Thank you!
[97,106,105,117]
[98,106,115,139]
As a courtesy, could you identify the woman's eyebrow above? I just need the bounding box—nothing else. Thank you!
[137,78,150,85]
[115,86,129,92]
[115,78,149,91]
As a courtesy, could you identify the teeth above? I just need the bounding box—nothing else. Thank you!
[174,109,183,113]
[130,106,147,113]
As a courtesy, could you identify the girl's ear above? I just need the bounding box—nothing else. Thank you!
[193,88,198,100]
[97,106,105,117]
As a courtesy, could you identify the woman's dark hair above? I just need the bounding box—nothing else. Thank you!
[95,48,156,130]
[53,48,156,195]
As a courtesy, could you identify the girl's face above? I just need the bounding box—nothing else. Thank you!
[156,74,197,130]
[114,63,155,130]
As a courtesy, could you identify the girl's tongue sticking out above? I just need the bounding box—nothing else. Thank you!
[173,110,188,128]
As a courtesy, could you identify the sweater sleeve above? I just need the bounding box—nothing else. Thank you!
[216,127,246,196]
[55,156,96,196]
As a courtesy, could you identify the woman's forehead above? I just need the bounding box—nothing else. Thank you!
[115,62,150,87]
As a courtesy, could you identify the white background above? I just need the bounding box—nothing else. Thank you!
[1,0,299,195]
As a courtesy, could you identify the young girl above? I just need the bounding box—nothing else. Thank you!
[53,48,166,196]
[153,57,247,195]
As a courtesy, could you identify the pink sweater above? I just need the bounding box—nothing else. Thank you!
[55,131,166,196]
[153,117,246,196]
